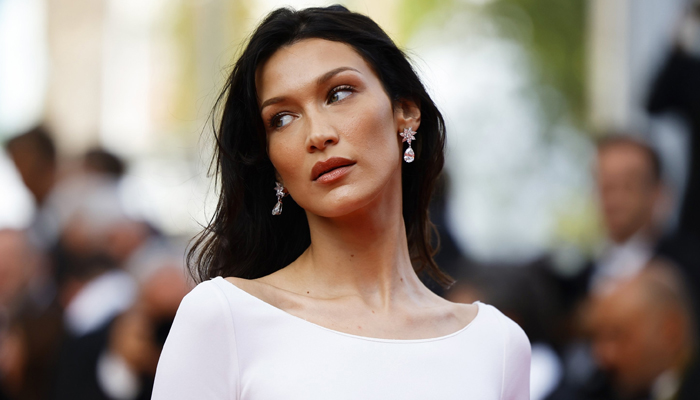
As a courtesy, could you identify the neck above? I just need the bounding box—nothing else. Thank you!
[291,173,427,310]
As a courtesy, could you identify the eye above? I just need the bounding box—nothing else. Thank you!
[328,85,354,104]
[270,113,295,129]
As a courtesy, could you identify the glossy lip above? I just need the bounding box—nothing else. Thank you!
[311,157,356,182]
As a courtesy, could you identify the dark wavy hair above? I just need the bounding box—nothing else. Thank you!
[188,5,453,287]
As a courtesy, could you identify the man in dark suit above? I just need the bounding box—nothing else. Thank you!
[647,2,700,239]
[588,261,700,400]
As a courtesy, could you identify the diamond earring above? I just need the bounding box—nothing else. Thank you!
[272,181,287,215]
[400,127,417,163]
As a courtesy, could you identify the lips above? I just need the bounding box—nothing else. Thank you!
[311,157,356,181]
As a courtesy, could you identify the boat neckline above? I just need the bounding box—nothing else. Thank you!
[214,276,482,343]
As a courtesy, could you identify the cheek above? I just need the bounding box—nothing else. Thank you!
[268,134,304,183]
[347,99,398,158]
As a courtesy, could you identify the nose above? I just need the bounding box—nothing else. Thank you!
[305,114,339,152]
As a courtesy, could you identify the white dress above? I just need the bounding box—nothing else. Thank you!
[152,276,531,400]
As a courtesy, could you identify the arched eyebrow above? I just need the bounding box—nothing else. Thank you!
[316,66,360,86]
[260,66,361,111]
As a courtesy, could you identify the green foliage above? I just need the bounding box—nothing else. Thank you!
[395,0,457,44]
[488,0,587,123]
[396,0,587,125]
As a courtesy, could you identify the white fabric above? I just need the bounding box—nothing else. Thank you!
[152,277,531,400]
[64,269,137,336]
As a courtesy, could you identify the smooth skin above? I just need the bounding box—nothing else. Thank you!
[226,38,477,340]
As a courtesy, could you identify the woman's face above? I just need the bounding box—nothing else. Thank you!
[257,38,419,218]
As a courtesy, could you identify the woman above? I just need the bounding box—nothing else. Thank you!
[152,5,530,399]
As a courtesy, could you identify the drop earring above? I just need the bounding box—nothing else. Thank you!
[272,181,286,215]
[400,127,417,163]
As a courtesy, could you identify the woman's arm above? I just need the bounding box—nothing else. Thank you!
[499,313,531,400]
[152,281,239,400]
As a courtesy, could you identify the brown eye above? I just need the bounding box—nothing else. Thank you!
[271,114,295,128]
[328,86,354,104]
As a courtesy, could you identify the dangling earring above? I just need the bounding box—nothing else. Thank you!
[400,127,417,163]
[272,181,287,215]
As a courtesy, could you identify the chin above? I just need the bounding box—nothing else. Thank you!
[308,197,373,219]
[303,185,383,219]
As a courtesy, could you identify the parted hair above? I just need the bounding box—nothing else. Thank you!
[188,5,453,287]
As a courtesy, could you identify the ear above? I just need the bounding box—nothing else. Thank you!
[395,98,421,132]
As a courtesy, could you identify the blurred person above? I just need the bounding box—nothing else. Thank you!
[101,266,191,399]
[46,146,188,400]
[54,263,190,400]
[3,134,153,399]
[4,129,137,299]
[4,126,60,252]
[51,253,134,400]
[0,230,36,311]
[547,136,699,400]
[4,131,130,259]
[590,136,665,291]
[83,148,126,178]
[592,136,700,307]
[51,220,132,348]
[648,1,700,239]
[48,147,138,322]
[78,147,173,286]
[0,230,34,398]
[587,260,700,400]
[0,230,63,400]
[48,147,128,259]
[58,254,136,338]
[152,5,530,399]
[4,126,56,209]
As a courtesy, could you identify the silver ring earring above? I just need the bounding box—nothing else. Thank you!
[272,181,287,215]
[400,127,417,163]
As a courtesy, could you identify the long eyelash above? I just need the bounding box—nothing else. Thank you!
[328,85,355,102]
[268,113,283,128]
[267,85,354,127]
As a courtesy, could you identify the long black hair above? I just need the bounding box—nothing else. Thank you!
[188,5,453,287]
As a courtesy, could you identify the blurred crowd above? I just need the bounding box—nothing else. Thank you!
[0,127,191,399]
[440,134,700,400]
[441,5,700,400]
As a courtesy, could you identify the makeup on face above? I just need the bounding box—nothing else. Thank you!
[311,157,356,184]
[256,38,405,217]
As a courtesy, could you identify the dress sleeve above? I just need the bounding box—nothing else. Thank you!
[499,314,531,400]
[151,281,239,400]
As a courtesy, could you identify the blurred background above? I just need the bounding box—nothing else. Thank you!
[1,0,700,399]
